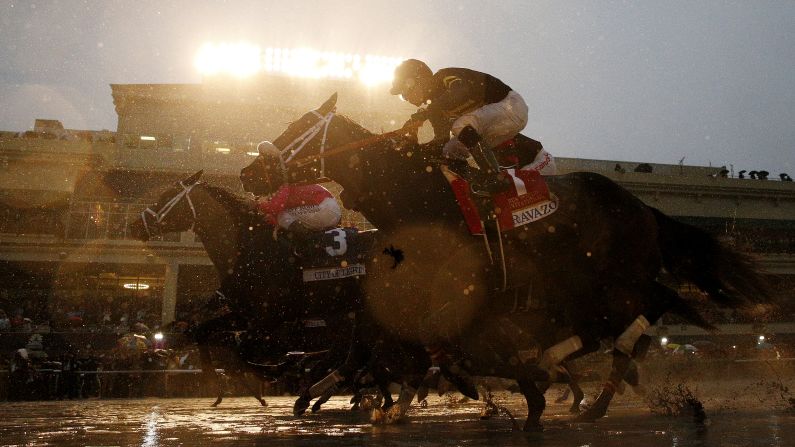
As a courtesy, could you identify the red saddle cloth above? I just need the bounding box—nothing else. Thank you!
[442,166,557,235]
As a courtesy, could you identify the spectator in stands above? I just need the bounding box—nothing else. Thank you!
[18,317,34,333]
[116,315,130,335]
[66,307,84,329]
[0,309,10,331]
[101,308,113,328]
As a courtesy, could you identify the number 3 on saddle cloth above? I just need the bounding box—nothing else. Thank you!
[441,166,559,235]
[279,227,375,283]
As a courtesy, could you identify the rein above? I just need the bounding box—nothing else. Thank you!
[288,118,423,170]
[140,181,198,238]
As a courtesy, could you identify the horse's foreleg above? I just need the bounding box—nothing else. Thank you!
[517,377,546,432]
[376,377,421,425]
[197,343,225,407]
[193,313,243,407]
[311,387,335,413]
[194,327,225,407]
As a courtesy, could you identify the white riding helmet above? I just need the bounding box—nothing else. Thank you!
[257,140,279,156]
[254,140,288,190]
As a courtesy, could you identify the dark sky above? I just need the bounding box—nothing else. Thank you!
[1,0,793,173]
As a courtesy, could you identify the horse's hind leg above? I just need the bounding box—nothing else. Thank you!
[235,371,267,407]
[577,286,670,421]
[564,365,585,414]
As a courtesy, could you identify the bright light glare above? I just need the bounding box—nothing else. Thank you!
[660,337,668,346]
[123,283,150,290]
[195,42,262,78]
[758,335,765,342]
[153,332,164,341]
[196,42,401,85]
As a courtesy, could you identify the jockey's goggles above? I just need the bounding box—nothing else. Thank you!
[390,76,417,98]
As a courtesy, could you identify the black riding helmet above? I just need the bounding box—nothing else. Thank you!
[389,59,433,96]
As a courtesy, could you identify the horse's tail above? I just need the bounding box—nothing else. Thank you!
[650,207,773,307]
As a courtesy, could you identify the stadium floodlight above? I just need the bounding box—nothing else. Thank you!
[195,41,262,78]
[197,42,401,85]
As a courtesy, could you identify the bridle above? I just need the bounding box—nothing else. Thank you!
[139,181,198,238]
[277,109,335,179]
[273,109,421,180]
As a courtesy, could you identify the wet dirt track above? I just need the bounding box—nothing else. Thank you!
[1,381,794,447]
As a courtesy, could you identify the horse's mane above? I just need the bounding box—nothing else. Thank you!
[336,113,444,163]
[335,114,375,139]
[198,183,259,227]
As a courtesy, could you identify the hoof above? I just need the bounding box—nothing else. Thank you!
[370,408,384,424]
[441,364,479,400]
[258,398,268,407]
[382,404,404,424]
[293,395,311,417]
[479,406,498,420]
[211,397,223,407]
[416,386,429,403]
[574,406,606,422]
[311,400,323,413]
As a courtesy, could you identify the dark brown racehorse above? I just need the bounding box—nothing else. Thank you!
[127,172,366,407]
[241,93,773,428]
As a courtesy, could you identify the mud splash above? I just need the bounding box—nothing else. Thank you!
[646,375,707,423]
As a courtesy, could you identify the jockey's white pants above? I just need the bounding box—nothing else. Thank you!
[277,197,341,231]
[442,90,557,176]
[450,90,529,149]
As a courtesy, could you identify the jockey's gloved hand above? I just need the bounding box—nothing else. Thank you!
[410,108,429,122]
[458,125,481,149]
[442,138,471,160]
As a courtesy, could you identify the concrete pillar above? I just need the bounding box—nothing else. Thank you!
[161,262,178,326]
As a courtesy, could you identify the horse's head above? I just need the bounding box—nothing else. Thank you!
[241,93,373,196]
[128,170,204,241]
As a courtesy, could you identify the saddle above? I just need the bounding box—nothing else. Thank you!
[441,164,558,235]
[277,227,377,283]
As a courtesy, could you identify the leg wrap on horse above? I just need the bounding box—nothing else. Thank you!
[615,315,650,356]
[539,336,583,370]
[308,370,345,399]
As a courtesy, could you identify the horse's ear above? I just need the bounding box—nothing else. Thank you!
[183,170,203,186]
[317,92,338,115]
